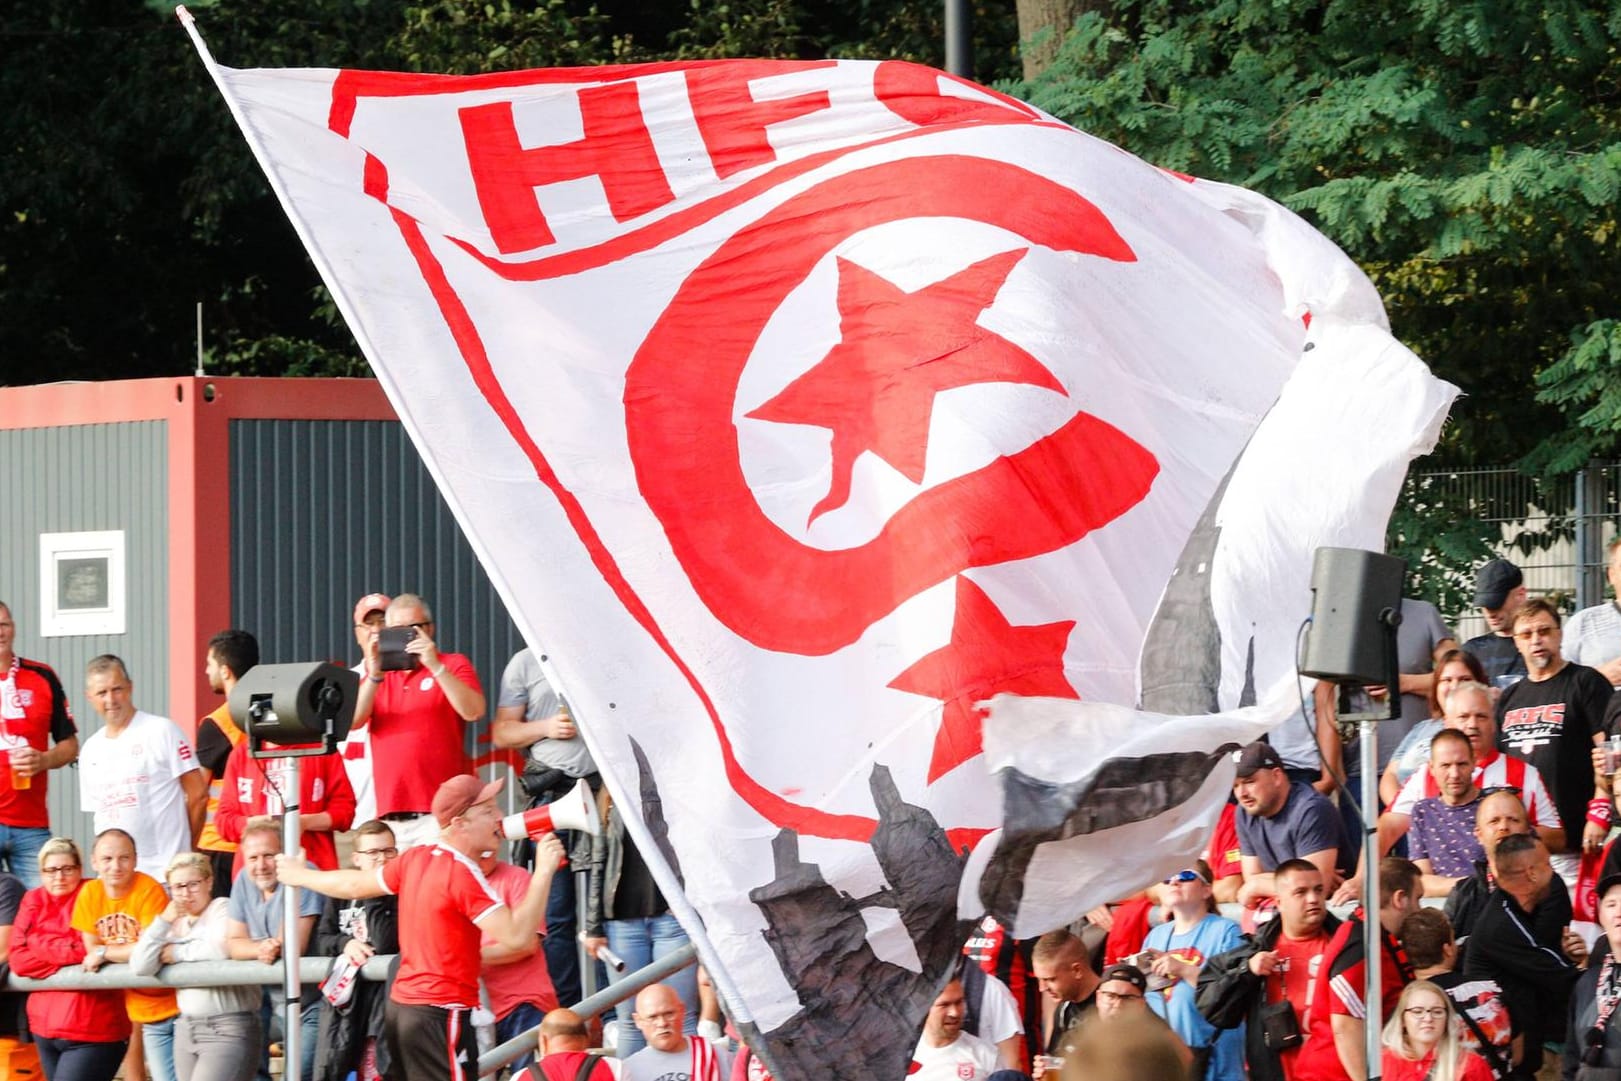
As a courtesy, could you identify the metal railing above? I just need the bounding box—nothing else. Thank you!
[4,945,701,1077]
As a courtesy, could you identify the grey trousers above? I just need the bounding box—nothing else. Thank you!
[175,1011,262,1081]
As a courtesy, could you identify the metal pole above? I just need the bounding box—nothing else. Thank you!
[479,942,699,1075]
[282,757,305,1081]
[1361,610,1401,1081]
[1360,710,1382,1081]
[7,955,395,992]
[944,0,972,77]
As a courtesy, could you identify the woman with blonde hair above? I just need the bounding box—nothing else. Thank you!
[1380,979,1492,1081]
[130,852,260,1081]
[10,837,131,1081]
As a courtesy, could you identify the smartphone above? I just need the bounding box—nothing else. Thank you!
[378,626,420,672]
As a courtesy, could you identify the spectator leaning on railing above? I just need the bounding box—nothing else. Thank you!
[11,837,130,1081]
[132,852,260,1081]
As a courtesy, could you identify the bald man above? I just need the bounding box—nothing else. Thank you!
[623,984,733,1081]
[533,1009,613,1081]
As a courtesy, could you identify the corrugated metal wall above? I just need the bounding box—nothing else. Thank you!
[229,420,524,788]
[0,422,169,845]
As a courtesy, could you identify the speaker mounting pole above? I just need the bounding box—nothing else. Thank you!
[1300,547,1406,1081]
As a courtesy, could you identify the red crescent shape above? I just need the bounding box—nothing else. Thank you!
[625,154,1160,655]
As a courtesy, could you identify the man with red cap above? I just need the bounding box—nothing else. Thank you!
[341,593,391,825]
[277,773,564,1081]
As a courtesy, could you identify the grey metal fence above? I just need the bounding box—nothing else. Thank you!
[1395,460,1621,636]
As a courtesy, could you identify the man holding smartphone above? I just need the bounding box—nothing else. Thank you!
[352,594,486,846]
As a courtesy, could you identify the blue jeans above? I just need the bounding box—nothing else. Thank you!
[0,824,49,888]
[144,1018,177,1081]
[495,1003,544,1072]
[257,994,318,1081]
[605,913,697,1058]
[542,855,582,1007]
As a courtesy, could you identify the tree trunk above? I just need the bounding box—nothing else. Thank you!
[1016,0,1084,80]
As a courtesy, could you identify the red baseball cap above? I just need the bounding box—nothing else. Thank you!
[353,593,391,625]
[431,774,505,827]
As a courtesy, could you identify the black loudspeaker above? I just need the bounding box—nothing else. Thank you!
[1299,548,1407,685]
[227,662,358,757]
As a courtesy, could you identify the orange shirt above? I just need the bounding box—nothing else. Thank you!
[72,873,178,1023]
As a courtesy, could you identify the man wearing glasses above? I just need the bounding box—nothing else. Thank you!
[352,594,486,847]
[1495,598,1614,884]
[312,820,400,1081]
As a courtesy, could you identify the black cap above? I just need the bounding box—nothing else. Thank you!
[1598,873,1621,905]
[1234,741,1284,778]
[1099,963,1148,993]
[1474,558,1523,609]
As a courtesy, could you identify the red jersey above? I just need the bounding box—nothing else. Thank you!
[1380,1048,1493,1081]
[1206,801,1242,881]
[367,654,480,815]
[215,742,356,872]
[480,861,557,1018]
[1264,929,1333,1081]
[380,842,504,1007]
[0,658,77,828]
[1294,911,1414,1081]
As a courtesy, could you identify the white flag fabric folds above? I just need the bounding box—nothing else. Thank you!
[189,25,1455,1078]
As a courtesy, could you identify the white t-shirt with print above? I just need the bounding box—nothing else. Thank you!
[80,710,199,878]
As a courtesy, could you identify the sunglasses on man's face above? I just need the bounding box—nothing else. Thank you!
[1163,870,1204,885]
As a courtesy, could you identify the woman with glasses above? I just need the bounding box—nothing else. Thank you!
[10,838,131,1081]
[1380,650,1490,807]
[1380,980,1492,1081]
[1137,862,1242,1081]
[130,853,260,1081]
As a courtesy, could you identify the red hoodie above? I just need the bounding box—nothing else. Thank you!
[11,884,131,1042]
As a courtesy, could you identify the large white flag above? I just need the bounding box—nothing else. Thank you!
[188,18,1455,1077]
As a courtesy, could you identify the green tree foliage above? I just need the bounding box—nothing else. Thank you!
[1,1,1015,384]
[1020,0,1621,473]
[1017,0,1620,609]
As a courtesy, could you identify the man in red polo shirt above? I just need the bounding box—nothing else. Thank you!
[351,594,485,845]
[0,601,79,887]
[278,773,564,1081]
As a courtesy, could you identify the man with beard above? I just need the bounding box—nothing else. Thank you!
[195,630,256,896]
[277,775,564,1081]
[1496,599,1614,883]
[1197,859,1340,1081]
[1230,742,1346,906]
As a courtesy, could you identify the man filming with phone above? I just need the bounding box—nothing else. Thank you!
[353,594,486,847]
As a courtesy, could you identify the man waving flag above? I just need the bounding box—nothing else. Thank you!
[182,12,1455,1078]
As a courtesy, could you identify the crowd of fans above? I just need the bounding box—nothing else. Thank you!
[7,543,1621,1081]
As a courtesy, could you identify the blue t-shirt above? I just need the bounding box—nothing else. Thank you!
[1145,914,1245,1081]
[1236,781,1345,873]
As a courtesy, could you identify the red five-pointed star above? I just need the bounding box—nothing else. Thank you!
[889,575,1079,783]
[746,248,1067,524]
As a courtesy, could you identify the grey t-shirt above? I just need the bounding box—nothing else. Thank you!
[622,1042,735,1081]
[499,648,595,777]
